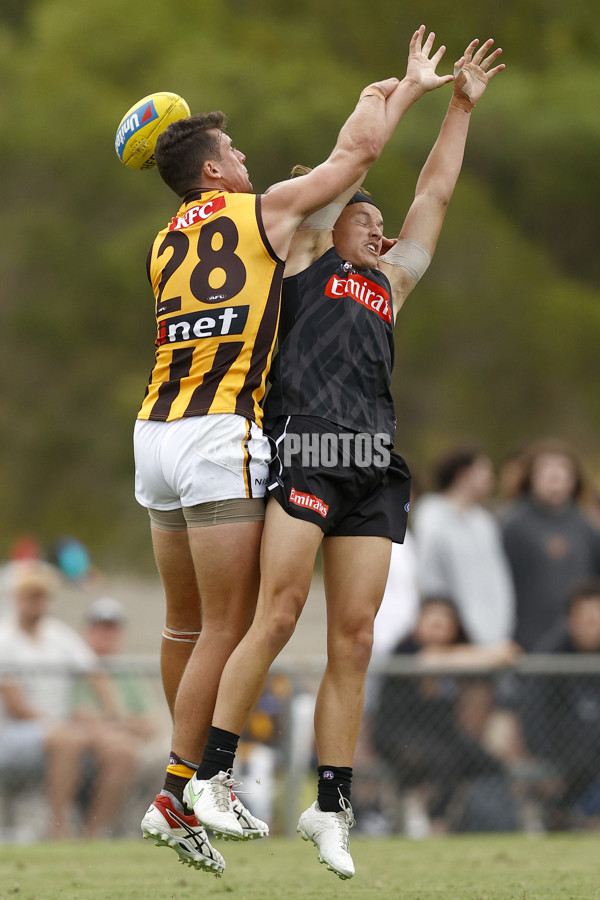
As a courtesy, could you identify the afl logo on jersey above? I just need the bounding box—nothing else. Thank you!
[325,272,391,323]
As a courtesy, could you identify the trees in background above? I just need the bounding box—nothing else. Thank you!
[1,0,598,568]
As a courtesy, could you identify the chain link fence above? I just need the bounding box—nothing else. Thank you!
[1,655,599,840]
[356,655,600,837]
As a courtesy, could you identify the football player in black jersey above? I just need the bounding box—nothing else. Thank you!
[188,34,504,879]
[138,26,461,875]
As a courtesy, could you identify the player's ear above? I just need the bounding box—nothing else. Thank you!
[203,159,221,180]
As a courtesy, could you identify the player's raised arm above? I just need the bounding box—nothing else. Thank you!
[379,38,505,315]
[380,25,454,143]
[262,26,453,262]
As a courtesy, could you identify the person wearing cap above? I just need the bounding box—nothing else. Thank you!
[0,562,138,839]
[74,598,165,835]
[78,597,157,735]
[187,36,505,878]
[79,597,160,742]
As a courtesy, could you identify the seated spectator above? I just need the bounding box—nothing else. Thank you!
[76,597,159,740]
[0,562,137,839]
[371,596,519,835]
[412,446,516,645]
[522,577,600,829]
[502,438,600,650]
[73,596,167,835]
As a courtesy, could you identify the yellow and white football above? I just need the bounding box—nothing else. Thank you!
[115,91,191,170]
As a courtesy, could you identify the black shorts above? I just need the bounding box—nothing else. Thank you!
[265,415,411,541]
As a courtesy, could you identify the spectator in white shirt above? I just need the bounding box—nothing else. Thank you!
[412,446,516,646]
[0,561,137,838]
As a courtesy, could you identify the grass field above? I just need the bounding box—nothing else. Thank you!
[0,834,599,900]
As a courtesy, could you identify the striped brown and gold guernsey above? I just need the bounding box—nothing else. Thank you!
[138,189,285,425]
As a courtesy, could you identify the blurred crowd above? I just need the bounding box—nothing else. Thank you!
[363,436,600,836]
[0,561,169,841]
[1,436,600,840]
[0,553,288,841]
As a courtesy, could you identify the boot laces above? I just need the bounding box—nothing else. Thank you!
[336,791,355,850]
[209,770,236,812]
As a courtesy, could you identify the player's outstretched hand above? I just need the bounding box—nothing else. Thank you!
[405,25,454,94]
[452,39,505,110]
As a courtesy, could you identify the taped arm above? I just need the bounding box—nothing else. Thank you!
[380,100,472,315]
[285,177,364,276]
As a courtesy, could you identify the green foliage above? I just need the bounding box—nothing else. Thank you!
[0,0,598,567]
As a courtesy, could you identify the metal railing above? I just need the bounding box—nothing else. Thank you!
[1,654,600,838]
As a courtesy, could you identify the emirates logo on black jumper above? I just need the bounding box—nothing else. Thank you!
[324,272,391,322]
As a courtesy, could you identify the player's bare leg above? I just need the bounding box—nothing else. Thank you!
[143,519,262,870]
[298,534,391,879]
[316,534,391,764]
[212,500,322,735]
[152,526,202,716]
[171,520,263,763]
[187,500,322,837]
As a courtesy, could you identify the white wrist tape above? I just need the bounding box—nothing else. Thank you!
[379,238,431,284]
[296,201,345,231]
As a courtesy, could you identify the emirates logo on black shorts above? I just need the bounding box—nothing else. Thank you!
[289,487,329,518]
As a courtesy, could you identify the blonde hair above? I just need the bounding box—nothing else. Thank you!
[11,560,61,596]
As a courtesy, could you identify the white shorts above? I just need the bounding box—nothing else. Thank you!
[134,414,271,510]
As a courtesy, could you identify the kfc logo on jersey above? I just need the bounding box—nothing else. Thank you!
[169,195,226,230]
[289,487,329,518]
[325,272,391,323]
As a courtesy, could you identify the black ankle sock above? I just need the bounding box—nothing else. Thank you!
[195,726,240,780]
[317,765,353,812]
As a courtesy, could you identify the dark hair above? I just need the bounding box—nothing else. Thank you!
[566,576,600,613]
[418,595,470,645]
[433,446,482,492]
[155,111,227,197]
[346,190,380,210]
[517,437,584,501]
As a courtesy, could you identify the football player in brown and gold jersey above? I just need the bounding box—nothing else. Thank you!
[137,26,456,874]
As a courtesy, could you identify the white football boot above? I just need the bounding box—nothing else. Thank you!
[297,794,356,880]
[183,770,243,839]
[230,790,269,840]
[141,792,225,876]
